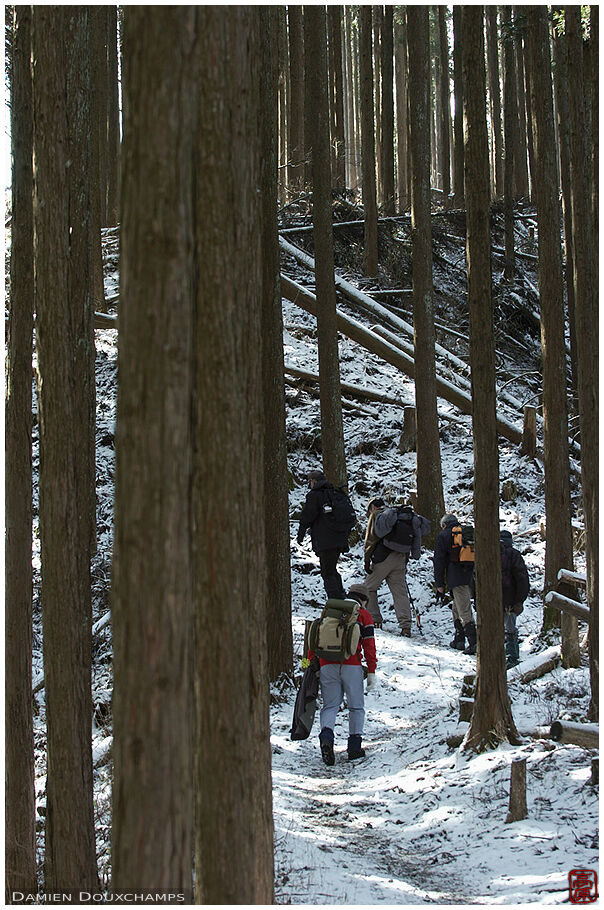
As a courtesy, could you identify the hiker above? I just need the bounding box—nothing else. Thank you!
[297,469,355,599]
[309,583,377,765]
[433,513,476,655]
[500,530,530,668]
[363,497,428,637]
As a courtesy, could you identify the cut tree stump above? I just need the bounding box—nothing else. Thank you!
[459,697,474,722]
[521,406,537,457]
[591,758,599,785]
[398,407,417,453]
[506,758,528,822]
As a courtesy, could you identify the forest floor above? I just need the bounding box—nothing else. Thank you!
[27,200,597,904]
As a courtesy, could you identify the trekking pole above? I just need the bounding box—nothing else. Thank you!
[408,588,422,635]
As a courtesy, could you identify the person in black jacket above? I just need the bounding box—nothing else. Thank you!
[500,530,530,668]
[433,513,476,654]
[297,470,349,599]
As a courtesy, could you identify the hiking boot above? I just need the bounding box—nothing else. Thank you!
[449,618,466,650]
[463,620,477,655]
[319,727,335,766]
[347,734,366,761]
[401,628,411,638]
[374,621,383,629]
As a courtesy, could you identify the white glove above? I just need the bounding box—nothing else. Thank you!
[366,673,376,690]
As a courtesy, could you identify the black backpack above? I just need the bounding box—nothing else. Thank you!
[384,506,415,547]
[322,487,356,534]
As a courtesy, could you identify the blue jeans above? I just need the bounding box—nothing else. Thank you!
[319,664,365,736]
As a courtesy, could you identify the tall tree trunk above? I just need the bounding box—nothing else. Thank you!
[407,6,445,538]
[461,6,518,752]
[6,6,37,899]
[328,6,346,189]
[112,8,196,898]
[359,6,379,276]
[395,12,408,212]
[590,6,598,300]
[525,7,579,666]
[486,7,504,197]
[373,6,383,206]
[522,31,536,202]
[305,5,348,490]
[261,8,294,682]
[565,6,598,722]
[503,6,517,280]
[381,5,395,215]
[513,9,530,198]
[353,15,363,197]
[194,9,274,900]
[552,20,579,401]
[278,6,289,206]
[452,6,465,206]
[288,7,305,192]
[33,7,98,892]
[106,6,120,225]
[89,7,106,311]
[344,7,358,191]
[438,5,452,205]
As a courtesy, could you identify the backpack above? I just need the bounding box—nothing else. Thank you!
[290,659,320,740]
[321,488,356,534]
[450,525,475,563]
[384,506,415,547]
[308,598,361,662]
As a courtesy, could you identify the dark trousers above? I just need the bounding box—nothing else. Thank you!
[318,549,346,599]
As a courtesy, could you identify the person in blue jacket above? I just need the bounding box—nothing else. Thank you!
[433,513,476,654]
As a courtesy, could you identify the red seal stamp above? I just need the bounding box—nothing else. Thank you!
[569,869,598,904]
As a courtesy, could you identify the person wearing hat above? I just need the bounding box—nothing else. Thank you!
[296,469,350,599]
[433,513,476,654]
[500,529,530,668]
[363,497,424,636]
[309,583,377,765]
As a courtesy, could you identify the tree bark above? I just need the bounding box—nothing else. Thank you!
[503,7,517,279]
[394,12,408,212]
[461,5,518,753]
[193,9,274,901]
[381,5,396,215]
[89,7,106,311]
[261,7,294,682]
[566,6,598,721]
[407,6,445,538]
[373,5,383,205]
[513,10,530,198]
[6,6,37,899]
[452,6,464,206]
[359,6,379,276]
[33,7,98,892]
[106,6,120,225]
[525,7,578,667]
[288,7,305,192]
[344,7,358,191]
[112,9,197,899]
[305,5,348,490]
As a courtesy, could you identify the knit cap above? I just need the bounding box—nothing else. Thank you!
[348,583,369,603]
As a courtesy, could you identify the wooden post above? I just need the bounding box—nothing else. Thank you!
[459,697,474,722]
[398,406,417,453]
[591,758,599,785]
[506,758,528,823]
[521,405,537,457]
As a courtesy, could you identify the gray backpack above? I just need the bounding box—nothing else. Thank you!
[308,598,361,662]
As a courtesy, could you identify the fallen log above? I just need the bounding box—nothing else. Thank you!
[557,568,587,590]
[549,720,599,749]
[507,645,561,683]
[94,312,118,329]
[280,274,524,445]
[544,591,590,624]
[284,364,408,407]
[285,376,379,418]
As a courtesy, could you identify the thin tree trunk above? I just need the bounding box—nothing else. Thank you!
[452,6,464,206]
[438,5,452,204]
[373,5,383,206]
[407,6,445,539]
[278,6,288,206]
[288,7,305,192]
[261,7,294,681]
[344,7,358,191]
[112,9,196,898]
[194,9,274,900]
[359,6,379,276]
[503,6,517,279]
[486,7,504,196]
[513,9,530,198]
[106,6,120,225]
[395,12,408,212]
[328,6,346,189]
[33,7,98,892]
[461,5,519,752]
[590,6,598,302]
[525,7,578,666]
[305,5,348,490]
[89,7,106,311]
[381,5,395,215]
[565,6,598,721]
[6,6,37,898]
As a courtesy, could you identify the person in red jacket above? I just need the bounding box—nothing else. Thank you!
[309,583,377,765]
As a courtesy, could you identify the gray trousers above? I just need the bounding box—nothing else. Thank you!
[451,584,474,626]
[319,664,365,736]
[365,550,411,630]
